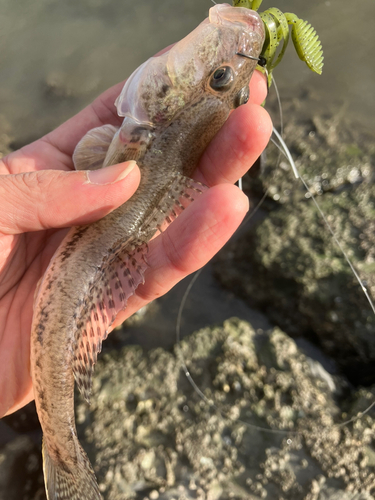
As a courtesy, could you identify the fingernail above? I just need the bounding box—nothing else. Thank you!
[86,161,137,185]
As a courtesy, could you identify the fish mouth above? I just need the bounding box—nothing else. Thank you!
[209,4,265,59]
[209,3,265,38]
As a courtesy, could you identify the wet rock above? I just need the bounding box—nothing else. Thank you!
[216,103,375,386]
[77,318,375,499]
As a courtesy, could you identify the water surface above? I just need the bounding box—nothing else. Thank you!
[1,0,374,148]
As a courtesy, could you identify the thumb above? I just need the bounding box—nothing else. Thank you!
[0,161,140,235]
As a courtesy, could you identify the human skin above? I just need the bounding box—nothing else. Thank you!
[0,69,271,417]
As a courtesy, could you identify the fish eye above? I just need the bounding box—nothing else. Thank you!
[210,66,234,91]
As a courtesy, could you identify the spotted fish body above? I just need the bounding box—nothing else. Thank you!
[30,5,264,499]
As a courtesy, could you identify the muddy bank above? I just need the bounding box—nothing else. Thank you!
[73,318,374,500]
[81,318,375,499]
[2,319,374,499]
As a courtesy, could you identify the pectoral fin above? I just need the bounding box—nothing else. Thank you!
[102,119,154,167]
[73,119,154,171]
[73,124,118,171]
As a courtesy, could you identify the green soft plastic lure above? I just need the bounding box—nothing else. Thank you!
[233,0,324,85]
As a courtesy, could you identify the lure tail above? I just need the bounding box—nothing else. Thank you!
[42,439,102,500]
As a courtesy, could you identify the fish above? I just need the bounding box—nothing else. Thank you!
[30,4,265,499]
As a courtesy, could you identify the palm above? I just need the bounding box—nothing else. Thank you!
[0,71,270,416]
[0,143,80,415]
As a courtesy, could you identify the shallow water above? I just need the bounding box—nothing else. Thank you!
[1,0,374,148]
[271,0,375,130]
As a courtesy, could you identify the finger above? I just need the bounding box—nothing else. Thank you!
[196,101,272,187]
[5,70,268,177]
[3,388,34,417]
[112,183,248,326]
[249,70,268,105]
[0,162,140,235]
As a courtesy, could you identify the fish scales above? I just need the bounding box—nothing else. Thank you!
[30,4,265,499]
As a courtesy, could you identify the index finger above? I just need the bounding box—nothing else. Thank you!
[195,71,272,187]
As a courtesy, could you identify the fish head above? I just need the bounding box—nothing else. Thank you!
[115,4,265,127]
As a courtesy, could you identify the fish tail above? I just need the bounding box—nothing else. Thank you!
[42,438,102,500]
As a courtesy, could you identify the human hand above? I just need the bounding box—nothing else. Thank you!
[0,69,271,417]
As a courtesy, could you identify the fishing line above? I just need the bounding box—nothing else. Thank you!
[272,76,283,135]
[270,131,375,426]
[271,127,298,179]
[176,61,374,436]
[175,270,299,436]
[174,75,297,437]
[338,400,375,429]
[176,138,375,434]
[270,134,375,316]
[270,73,375,317]
[239,74,282,225]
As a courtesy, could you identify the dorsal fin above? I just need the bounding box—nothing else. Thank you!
[73,124,118,171]
[72,174,207,402]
